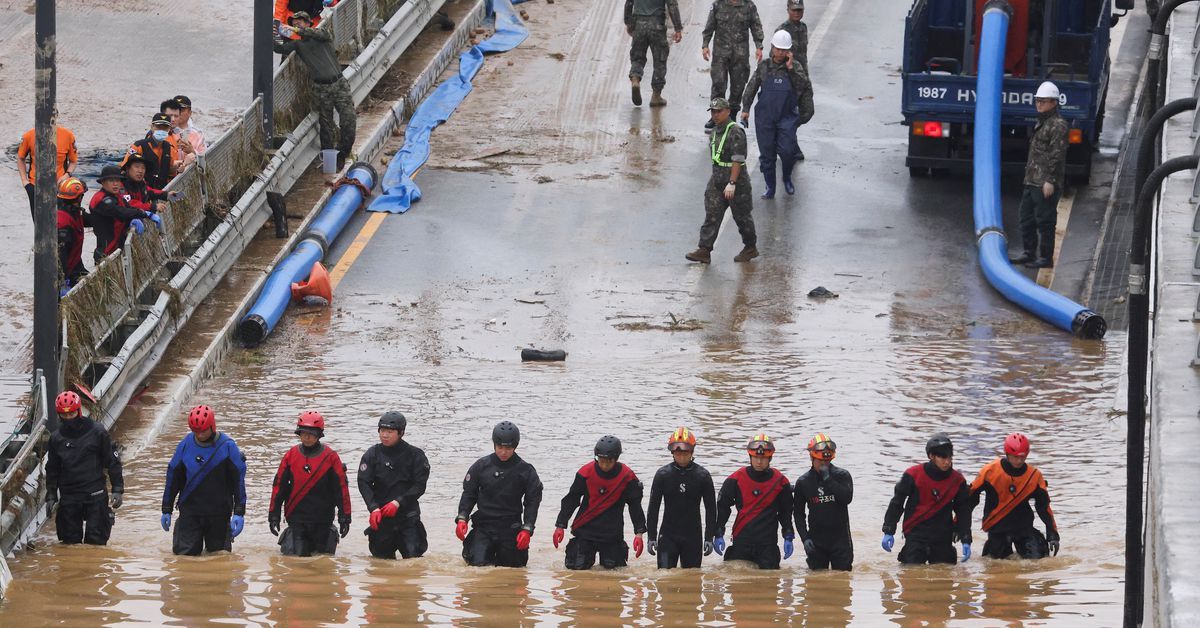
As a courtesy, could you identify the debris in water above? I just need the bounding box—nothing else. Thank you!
[807,286,839,299]
[535,175,554,184]
[515,298,546,304]
[549,52,566,61]
[522,348,567,361]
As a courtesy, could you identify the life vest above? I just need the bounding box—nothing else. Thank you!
[972,459,1050,531]
[730,467,789,539]
[57,203,85,276]
[902,464,964,535]
[571,462,637,531]
[272,445,339,518]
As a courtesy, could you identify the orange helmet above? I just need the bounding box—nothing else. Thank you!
[57,177,86,200]
[55,390,82,415]
[807,433,837,461]
[667,427,697,451]
[747,433,775,457]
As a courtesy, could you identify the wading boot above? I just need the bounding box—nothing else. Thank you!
[761,168,776,199]
[1009,250,1035,265]
[649,90,667,107]
[685,248,712,263]
[631,77,642,106]
[733,245,759,262]
[1025,235,1054,268]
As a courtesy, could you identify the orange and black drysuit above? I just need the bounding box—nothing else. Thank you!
[969,458,1059,559]
[882,462,972,565]
[121,138,175,190]
[555,461,647,570]
[57,198,90,284]
[89,189,151,263]
[716,466,794,569]
[268,442,352,556]
[122,175,169,213]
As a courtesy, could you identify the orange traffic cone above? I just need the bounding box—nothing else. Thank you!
[291,261,332,304]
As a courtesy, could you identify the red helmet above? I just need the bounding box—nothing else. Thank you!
[55,391,82,415]
[187,405,216,433]
[1004,432,1030,457]
[297,410,325,432]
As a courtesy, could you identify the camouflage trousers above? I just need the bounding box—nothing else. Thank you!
[313,77,357,153]
[629,18,670,90]
[699,170,755,249]
[710,52,750,114]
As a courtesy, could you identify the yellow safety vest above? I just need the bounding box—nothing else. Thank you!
[710,121,736,167]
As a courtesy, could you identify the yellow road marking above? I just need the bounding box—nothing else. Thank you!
[1036,188,1074,289]
[330,211,387,289]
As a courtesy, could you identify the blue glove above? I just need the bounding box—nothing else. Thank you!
[782,534,795,560]
[230,514,245,538]
[323,0,334,5]
[161,513,172,532]
[962,542,971,561]
[59,279,71,298]
[129,219,145,235]
[713,536,726,555]
[148,213,164,232]
[882,533,895,552]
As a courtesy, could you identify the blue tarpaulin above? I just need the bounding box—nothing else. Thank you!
[368,0,529,213]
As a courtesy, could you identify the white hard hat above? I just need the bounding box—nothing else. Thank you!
[1035,81,1060,100]
[771,30,793,51]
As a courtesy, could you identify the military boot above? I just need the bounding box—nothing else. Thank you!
[1026,235,1054,268]
[649,90,667,107]
[734,245,760,262]
[685,247,712,263]
[631,77,642,106]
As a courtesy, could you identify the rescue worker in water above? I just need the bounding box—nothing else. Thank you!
[645,427,717,568]
[969,432,1060,559]
[45,391,124,546]
[267,411,353,556]
[161,405,249,555]
[358,411,431,559]
[714,434,795,569]
[881,432,973,564]
[455,421,543,567]
[553,435,648,569]
[793,433,853,570]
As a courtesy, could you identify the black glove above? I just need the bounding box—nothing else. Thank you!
[339,513,352,538]
[110,492,123,509]
[45,494,58,518]
[268,513,281,536]
[819,466,831,481]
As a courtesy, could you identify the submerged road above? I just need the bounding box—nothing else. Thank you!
[1,0,1127,624]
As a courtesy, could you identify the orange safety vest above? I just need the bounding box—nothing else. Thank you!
[970,459,1052,531]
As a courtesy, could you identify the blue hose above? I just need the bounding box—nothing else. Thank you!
[973,1,1105,339]
[239,163,377,347]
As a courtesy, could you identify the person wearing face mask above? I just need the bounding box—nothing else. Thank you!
[161,405,249,556]
[89,165,160,264]
[455,421,543,567]
[268,411,353,556]
[645,427,717,568]
[121,113,179,190]
[553,435,648,570]
[713,434,795,569]
[44,391,124,545]
[881,433,973,565]
[358,411,430,559]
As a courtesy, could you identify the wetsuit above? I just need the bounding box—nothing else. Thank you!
[122,175,169,213]
[89,189,150,263]
[358,440,430,559]
[882,461,972,565]
[162,432,248,556]
[45,417,123,545]
[456,452,543,567]
[970,458,1059,559]
[57,199,90,284]
[268,442,352,556]
[555,461,648,570]
[793,463,854,570]
[646,461,716,568]
[716,466,794,569]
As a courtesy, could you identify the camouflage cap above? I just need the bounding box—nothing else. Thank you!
[788,0,804,9]
[708,97,732,111]
[289,11,313,22]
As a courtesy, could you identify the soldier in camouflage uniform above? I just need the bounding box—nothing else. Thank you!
[275,11,357,169]
[687,98,758,264]
[777,0,809,160]
[625,0,684,107]
[740,30,813,199]
[1009,81,1068,269]
[702,0,765,131]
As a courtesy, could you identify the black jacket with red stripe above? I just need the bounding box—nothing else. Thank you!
[882,461,972,544]
[89,189,148,262]
[716,466,795,545]
[269,443,352,524]
[57,200,90,282]
[555,461,647,543]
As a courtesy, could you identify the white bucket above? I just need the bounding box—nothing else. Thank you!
[321,149,339,174]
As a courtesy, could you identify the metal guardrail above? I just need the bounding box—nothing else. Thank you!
[0,372,49,566]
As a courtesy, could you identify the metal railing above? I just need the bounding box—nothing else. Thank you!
[0,371,49,558]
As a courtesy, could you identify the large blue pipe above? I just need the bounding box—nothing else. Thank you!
[973,1,1105,339]
[239,162,377,346]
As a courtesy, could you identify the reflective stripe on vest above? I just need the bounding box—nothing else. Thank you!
[711,121,736,167]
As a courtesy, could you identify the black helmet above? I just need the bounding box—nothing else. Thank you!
[492,421,520,447]
[925,432,953,457]
[594,435,622,459]
[378,411,407,432]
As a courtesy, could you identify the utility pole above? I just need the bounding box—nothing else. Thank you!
[34,0,59,432]
[253,0,274,144]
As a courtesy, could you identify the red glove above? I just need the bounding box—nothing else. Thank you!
[552,527,565,548]
[516,529,532,551]
[633,535,644,558]
[369,509,383,530]
[456,520,469,541]
[380,501,399,518]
